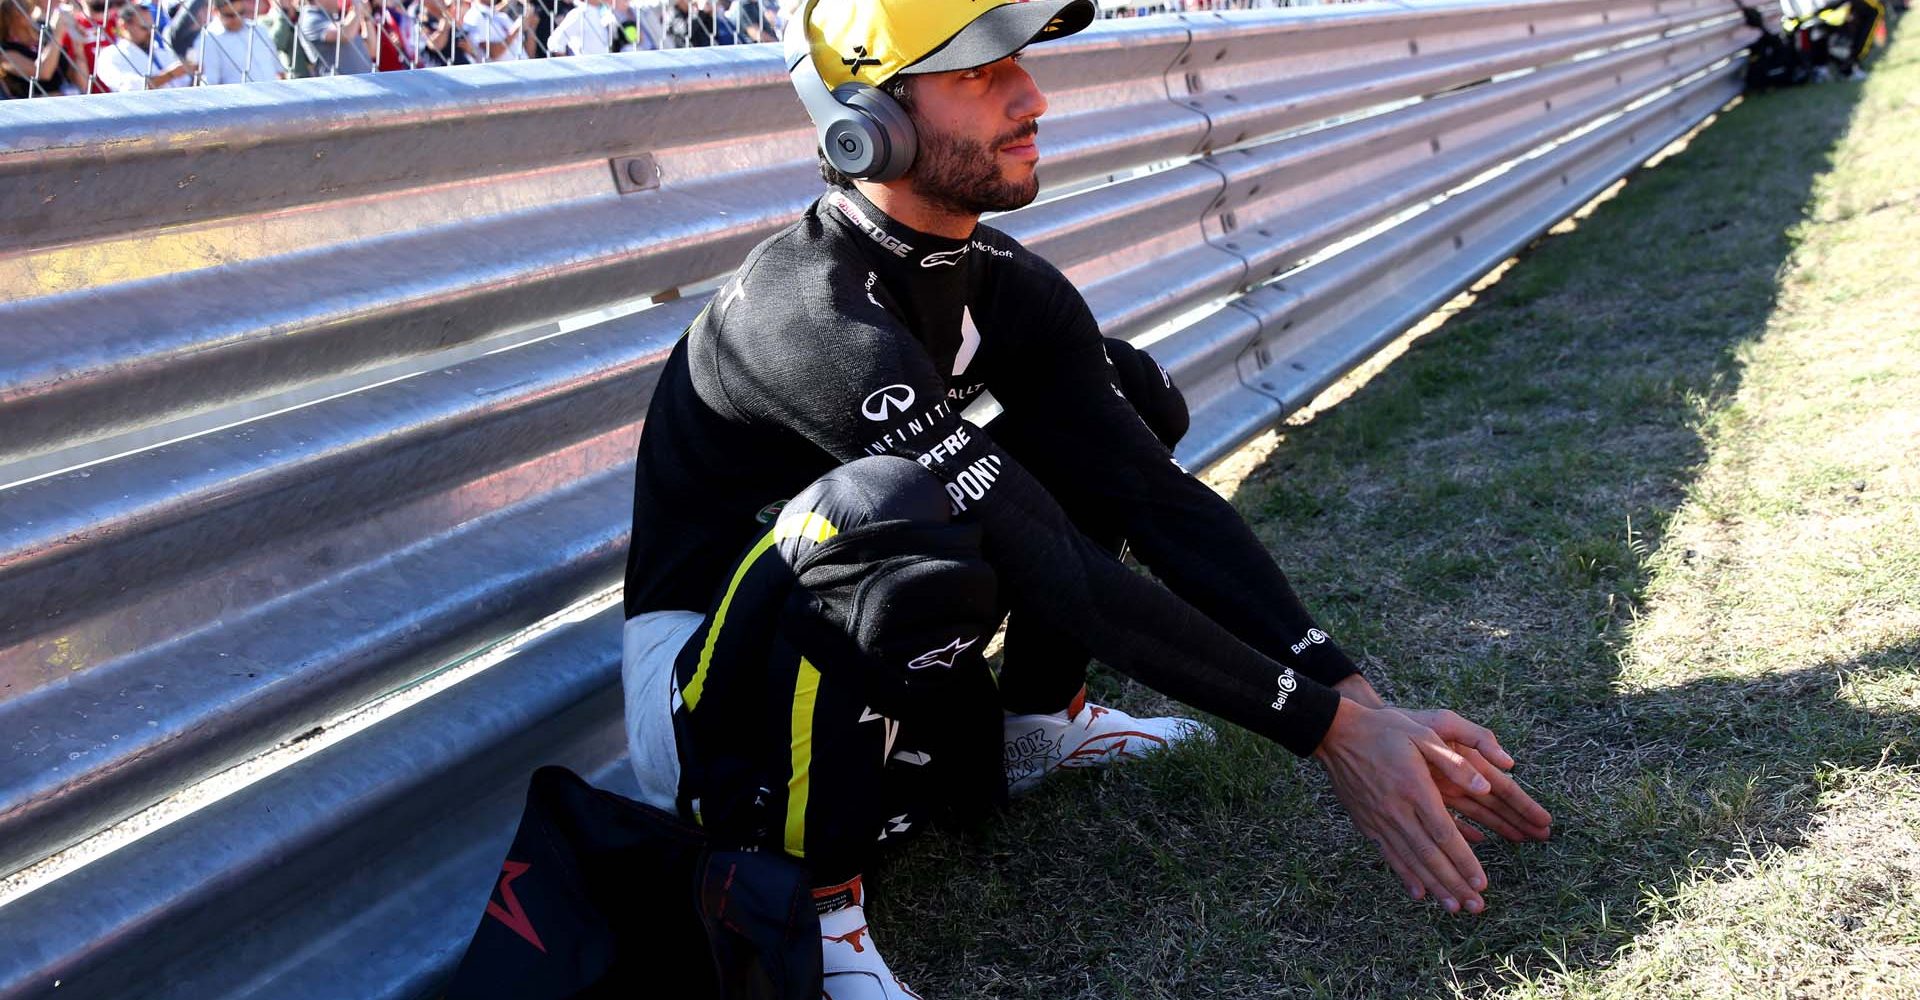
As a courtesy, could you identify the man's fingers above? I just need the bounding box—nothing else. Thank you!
[1442,745,1554,838]
[1372,834,1424,899]
[1426,712,1514,769]
[1415,799,1487,907]
[1453,815,1487,844]
[1386,800,1484,914]
[1465,749,1553,835]
[1380,823,1453,910]
[1443,793,1530,842]
[1415,733,1490,795]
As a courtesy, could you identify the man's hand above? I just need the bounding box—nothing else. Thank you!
[1331,676,1552,845]
[1396,709,1552,844]
[1314,699,1492,914]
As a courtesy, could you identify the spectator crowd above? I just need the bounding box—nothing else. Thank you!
[0,0,1333,100]
[0,0,793,97]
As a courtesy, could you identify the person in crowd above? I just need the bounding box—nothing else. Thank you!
[615,0,659,49]
[296,0,373,74]
[93,2,194,89]
[661,0,728,46]
[188,0,283,81]
[161,0,203,59]
[54,0,116,91]
[461,0,531,60]
[361,0,415,68]
[256,0,310,75]
[728,0,771,43]
[407,0,471,64]
[1,0,89,96]
[545,0,617,54]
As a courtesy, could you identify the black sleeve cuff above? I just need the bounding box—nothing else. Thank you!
[1241,668,1342,758]
[1293,635,1360,689]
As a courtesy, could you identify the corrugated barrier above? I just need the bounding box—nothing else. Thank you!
[0,1,1765,995]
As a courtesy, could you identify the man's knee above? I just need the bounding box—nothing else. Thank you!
[773,455,953,563]
[1106,338,1189,450]
[777,457,998,716]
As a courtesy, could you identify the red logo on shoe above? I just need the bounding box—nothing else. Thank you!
[1062,731,1167,767]
[825,925,870,953]
[486,860,547,954]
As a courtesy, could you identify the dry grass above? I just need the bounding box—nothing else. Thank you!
[871,34,1920,999]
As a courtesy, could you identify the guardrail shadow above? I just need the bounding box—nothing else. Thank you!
[871,61,1899,1000]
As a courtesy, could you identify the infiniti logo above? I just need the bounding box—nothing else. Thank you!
[861,384,917,422]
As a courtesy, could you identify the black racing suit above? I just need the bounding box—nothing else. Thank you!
[624,185,1360,882]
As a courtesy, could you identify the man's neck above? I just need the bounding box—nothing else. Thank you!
[853,180,978,241]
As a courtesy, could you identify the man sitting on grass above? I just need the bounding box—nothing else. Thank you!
[620,0,1554,994]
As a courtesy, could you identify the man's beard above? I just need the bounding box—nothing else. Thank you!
[904,120,1040,217]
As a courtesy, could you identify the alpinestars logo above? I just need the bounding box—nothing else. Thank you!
[907,635,977,670]
[1288,628,1329,657]
[861,384,916,421]
[920,245,970,268]
[829,191,912,258]
[1270,668,1299,713]
[840,45,880,70]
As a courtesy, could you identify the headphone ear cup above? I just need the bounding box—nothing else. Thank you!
[820,109,890,180]
[834,83,917,182]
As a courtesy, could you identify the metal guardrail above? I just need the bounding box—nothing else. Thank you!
[0,1,1764,996]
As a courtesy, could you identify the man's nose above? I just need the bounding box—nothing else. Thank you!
[1007,60,1047,123]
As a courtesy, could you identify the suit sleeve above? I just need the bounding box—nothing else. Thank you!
[989,272,1363,690]
[723,278,1341,756]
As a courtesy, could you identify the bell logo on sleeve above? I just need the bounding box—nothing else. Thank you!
[1270,668,1299,713]
[1289,628,1330,656]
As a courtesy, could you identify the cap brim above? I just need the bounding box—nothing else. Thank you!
[897,0,1096,77]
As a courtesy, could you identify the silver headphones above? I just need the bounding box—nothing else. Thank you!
[783,0,917,182]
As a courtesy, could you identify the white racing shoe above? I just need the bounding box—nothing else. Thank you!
[816,877,922,1000]
[1002,686,1214,795]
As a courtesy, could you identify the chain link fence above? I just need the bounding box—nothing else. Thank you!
[0,0,1335,99]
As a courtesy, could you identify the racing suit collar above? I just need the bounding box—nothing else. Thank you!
[824,185,975,276]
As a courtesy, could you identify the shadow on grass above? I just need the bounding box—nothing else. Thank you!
[874,62,1903,1000]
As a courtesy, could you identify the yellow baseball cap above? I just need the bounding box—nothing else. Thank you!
[806,0,1097,90]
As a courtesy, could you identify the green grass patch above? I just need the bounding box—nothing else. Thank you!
[872,36,1919,999]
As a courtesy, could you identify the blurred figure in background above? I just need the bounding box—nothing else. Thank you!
[728,0,772,42]
[407,0,471,64]
[296,0,373,74]
[55,0,115,91]
[2,0,90,96]
[662,0,730,45]
[462,0,531,60]
[614,0,657,48]
[256,0,311,75]
[364,0,416,68]
[160,0,202,59]
[93,2,194,89]
[546,0,618,54]
[189,0,283,81]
